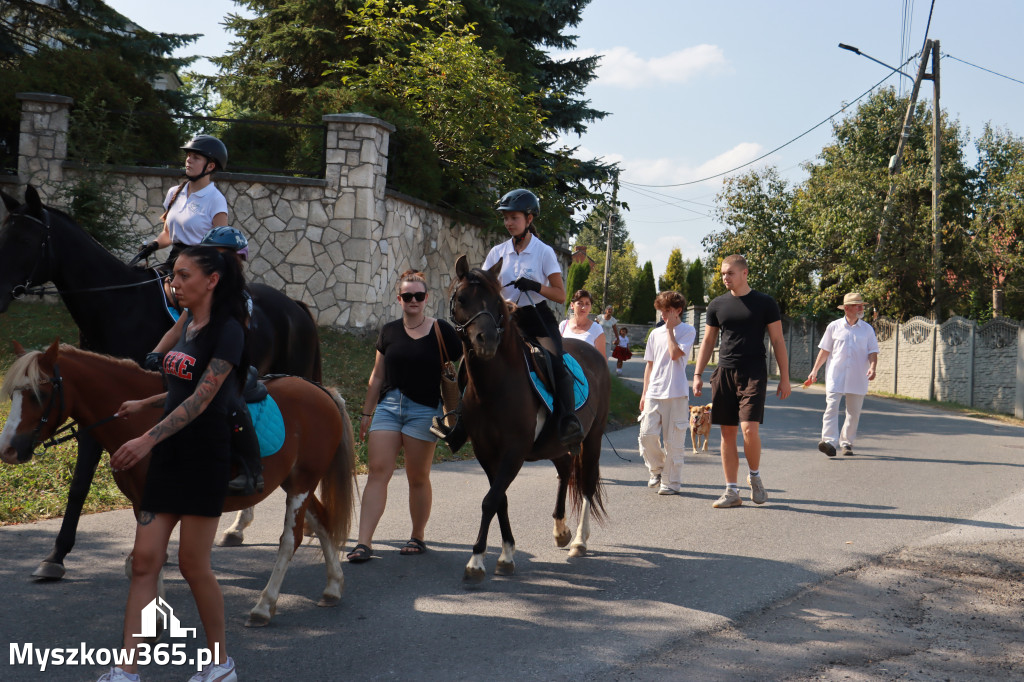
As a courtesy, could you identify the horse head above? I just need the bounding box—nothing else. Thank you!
[0,186,52,313]
[0,339,64,464]
[451,254,509,361]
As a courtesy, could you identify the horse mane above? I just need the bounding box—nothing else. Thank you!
[1,350,45,401]
[0,344,144,401]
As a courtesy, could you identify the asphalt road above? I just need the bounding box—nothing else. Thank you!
[2,354,1023,681]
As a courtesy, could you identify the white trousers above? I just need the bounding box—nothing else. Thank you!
[821,392,866,447]
[639,396,689,485]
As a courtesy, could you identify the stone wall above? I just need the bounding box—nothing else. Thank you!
[6,92,512,335]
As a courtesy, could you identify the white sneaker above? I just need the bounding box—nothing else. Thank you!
[188,657,237,682]
[98,668,139,682]
[616,369,623,375]
[657,483,680,495]
[647,474,661,488]
[747,473,767,505]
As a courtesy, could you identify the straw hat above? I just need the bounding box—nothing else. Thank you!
[838,292,866,309]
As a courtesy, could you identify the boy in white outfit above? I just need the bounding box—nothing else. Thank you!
[639,291,697,495]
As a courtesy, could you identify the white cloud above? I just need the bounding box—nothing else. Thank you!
[568,45,728,88]
[621,142,765,187]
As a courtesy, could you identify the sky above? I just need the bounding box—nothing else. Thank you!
[106,0,1024,280]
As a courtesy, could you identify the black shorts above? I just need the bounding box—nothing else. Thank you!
[710,366,768,426]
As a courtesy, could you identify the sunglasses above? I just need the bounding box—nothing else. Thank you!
[399,291,426,302]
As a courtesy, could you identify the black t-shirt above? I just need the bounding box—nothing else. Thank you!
[162,314,245,416]
[706,290,781,372]
[376,319,464,408]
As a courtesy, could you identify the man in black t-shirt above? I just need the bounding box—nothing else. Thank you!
[693,255,791,509]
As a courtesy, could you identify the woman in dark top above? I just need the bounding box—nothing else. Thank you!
[100,246,246,682]
[347,270,462,562]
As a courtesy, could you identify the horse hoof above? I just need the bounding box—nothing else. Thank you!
[245,612,271,628]
[463,567,486,583]
[217,532,244,547]
[495,560,515,576]
[32,561,66,581]
[317,594,341,608]
[554,530,572,548]
[568,546,587,558]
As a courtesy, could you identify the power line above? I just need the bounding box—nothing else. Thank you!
[619,54,916,189]
[942,53,1024,87]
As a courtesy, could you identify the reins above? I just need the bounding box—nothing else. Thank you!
[7,208,168,300]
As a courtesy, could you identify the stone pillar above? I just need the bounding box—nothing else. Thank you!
[16,92,73,197]
[320,113,397,330]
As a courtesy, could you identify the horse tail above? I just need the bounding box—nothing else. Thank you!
[294,300,323,383]
[318,387,357,549]
[568,439,607,524]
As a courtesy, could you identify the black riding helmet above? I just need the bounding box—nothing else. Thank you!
[181,135,228,172]
[497,188,540,217]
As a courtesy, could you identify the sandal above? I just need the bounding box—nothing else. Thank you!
[346,544,372,563]
[400,538,427,556]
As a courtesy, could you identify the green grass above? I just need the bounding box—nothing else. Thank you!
[0,301,642,525]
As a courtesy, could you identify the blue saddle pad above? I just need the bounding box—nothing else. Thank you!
[529,353,589,414]
[151,269,181,323]
[248,394,285,458]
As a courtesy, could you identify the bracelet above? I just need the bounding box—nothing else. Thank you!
[361,413,373,418]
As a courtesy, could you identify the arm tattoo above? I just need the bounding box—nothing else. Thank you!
[146,359,233,444]
[138,511,155,526]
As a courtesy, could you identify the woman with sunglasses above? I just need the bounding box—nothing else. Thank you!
[348,270,463,563]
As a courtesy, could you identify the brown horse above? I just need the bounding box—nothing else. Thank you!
[0,341,356,627]
[450,255,609,582]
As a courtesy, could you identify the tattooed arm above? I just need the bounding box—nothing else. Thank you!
[110,359,233,470]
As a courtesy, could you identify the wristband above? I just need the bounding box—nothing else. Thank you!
[361,413,373,418]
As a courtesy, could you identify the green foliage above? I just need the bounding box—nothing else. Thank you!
[629,261,657,324]
[685,258,706,307]
[564,261,590,312]
[708,166,810,316]
[213,0,616,233]
[575,201,629,253]
[331,0,543,207]
[658,248,688,294]
[583,239,640,320]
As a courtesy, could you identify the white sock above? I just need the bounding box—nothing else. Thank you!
[726,483,739,491]
[749,469,759,477]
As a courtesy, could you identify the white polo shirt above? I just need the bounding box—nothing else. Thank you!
[163,182,229,245]
[483,234,561,307]
[643,323,697,400]
[558,319,604,347]
[819,317,880,395]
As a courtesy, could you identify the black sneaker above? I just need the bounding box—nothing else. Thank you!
[817,441,837,457]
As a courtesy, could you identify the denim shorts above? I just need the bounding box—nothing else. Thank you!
[368,389,442,443]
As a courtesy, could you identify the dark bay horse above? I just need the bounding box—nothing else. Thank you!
[450,255,609,582]
[0,342,356,627]
[0,186,324,580]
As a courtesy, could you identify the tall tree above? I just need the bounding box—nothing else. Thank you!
[685,258,706,307]
[583,239,640,319]
[574,201,629,253]
[707,166,811,316]
[629,261,657,324]
[795,87,972,320]
[564,261,590,312]
[658,247,688,294]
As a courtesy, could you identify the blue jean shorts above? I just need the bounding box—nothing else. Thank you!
[368,389,442,443]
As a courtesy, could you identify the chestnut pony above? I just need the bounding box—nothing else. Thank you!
[0,341,356,627]
[450,255,609,582]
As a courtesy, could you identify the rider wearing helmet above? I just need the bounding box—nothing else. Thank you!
[131,135,229,266]
[144,226,262,496]
[435,188,584,448]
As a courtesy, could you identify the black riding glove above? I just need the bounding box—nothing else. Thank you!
[143,352,164,372]
[511,277,542,294]
[128,240,160,267]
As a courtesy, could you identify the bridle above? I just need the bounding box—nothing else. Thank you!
[448,275,506,345]
[12,364,116,461]
[5,208,166,299]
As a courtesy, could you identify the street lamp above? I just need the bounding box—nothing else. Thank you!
[838,43,914,82]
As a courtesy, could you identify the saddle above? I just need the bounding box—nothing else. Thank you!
[521,337,589,414]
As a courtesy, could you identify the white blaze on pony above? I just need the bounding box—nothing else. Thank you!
[0,392,24,463]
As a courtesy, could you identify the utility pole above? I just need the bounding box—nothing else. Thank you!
[929,40,942,321]
[602,173,618,309]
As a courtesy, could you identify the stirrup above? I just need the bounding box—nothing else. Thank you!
[558,414,584,447]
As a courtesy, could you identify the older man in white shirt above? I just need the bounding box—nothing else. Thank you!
[806,292,879,457]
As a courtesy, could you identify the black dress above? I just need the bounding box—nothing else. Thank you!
[140,315,245,517]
